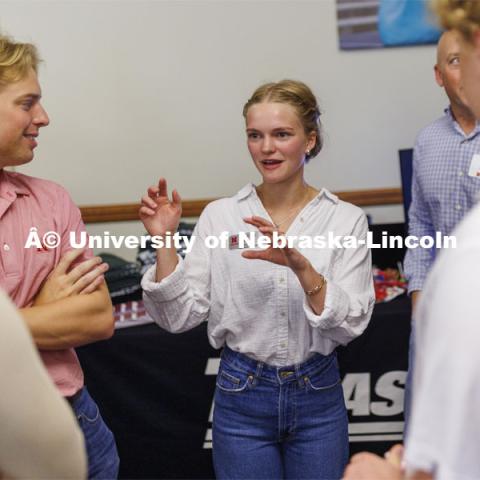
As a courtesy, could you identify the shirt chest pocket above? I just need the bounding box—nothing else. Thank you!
[0,222,56,280]
[1,201,29,277]
[0,233,24,278]
[0,238,27,301]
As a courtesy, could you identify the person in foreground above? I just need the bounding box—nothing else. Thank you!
[343,1,480,479]
[0,34,119,478]
[0,289,87,479]
[140,79,375,479]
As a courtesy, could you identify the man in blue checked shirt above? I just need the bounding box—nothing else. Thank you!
[403,30,480,425]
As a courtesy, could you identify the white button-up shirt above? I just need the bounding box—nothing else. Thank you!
[142,183,375,366]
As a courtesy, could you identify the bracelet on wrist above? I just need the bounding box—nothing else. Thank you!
[305,275,326,296]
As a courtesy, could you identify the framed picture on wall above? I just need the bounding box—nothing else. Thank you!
[336,0,442,50]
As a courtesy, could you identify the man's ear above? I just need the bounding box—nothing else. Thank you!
[434,64,444,87]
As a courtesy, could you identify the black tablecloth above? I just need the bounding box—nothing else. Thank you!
[77,295,411,479]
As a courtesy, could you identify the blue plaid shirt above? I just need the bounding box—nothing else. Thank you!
[404,107,480,292]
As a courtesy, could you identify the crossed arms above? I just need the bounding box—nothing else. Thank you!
[19,249,114,350]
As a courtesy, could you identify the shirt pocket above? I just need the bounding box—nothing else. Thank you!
[303,354,340,391]
[1,220,56,289]
[0,234,23,278]
[215,359,254,394]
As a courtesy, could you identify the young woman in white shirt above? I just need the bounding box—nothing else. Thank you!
[140,79,374,479]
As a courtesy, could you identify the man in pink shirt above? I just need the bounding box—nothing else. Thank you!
[0,34,119,478]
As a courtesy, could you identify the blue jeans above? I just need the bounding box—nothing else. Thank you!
[212,346,349,480]
[71,387,120,479]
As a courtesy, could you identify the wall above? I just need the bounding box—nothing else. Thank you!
[0,0,446,259]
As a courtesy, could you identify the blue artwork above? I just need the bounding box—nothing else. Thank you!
[336,0,442,50]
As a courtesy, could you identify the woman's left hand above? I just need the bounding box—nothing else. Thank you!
[242,216,308,273]
[243,216,327,315]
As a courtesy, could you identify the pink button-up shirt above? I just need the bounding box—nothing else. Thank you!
[0,169,92,396]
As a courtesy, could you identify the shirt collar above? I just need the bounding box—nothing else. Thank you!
[236,183,255,200]
[444,105,453,119]
[444,105,480,138]
[0,169,31,199]
[318,188,339,204]
[236,182,338,205]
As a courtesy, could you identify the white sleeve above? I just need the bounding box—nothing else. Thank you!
[142,212,212,333]
[302,213,375,345]
[404,244,480,480]
[0,290,87,479]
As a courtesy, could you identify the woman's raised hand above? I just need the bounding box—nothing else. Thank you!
[139,178,182,236]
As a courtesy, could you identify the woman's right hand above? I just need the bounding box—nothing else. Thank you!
[139,178,182,236]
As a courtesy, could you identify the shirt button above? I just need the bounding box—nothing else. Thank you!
[280,342,287,348]
[456,204,462,211]
[300,217,304,222]
[3,243,10,251]
[458,171,464,177]
[280,312,286,317]
[279,277,285,283]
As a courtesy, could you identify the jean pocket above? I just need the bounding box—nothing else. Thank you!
[77,402,100,424]
[216,364,253,393]
[304,376,341,391]
[303,357,341,392]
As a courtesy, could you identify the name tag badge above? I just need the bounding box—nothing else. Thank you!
[229,234,240,249]
[468,153,480,178]
[228,232,262,250]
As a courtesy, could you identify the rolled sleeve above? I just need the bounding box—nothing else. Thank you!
[303,280,349,330]
[303,213,375,345]
[141,256,188,303]
[140,217,211,333]
[405,268,428,293]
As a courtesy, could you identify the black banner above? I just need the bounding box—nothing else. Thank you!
[77,296,411,479]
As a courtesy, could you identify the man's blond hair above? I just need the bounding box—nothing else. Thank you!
[0,34,40,89]
[434,0,480,43]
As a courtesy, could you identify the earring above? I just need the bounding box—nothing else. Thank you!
[306,150,310,156]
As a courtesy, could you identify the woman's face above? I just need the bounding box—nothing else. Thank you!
[459,31,480,119]
[245,102,315,186]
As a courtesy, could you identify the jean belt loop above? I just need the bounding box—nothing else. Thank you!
[294,362,303,387]
[254,360,263,385]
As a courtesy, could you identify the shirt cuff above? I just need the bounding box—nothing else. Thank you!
[403,443,437,478]
[407,276,426,294]
[141,256,188,302]
[303,280,350,330]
